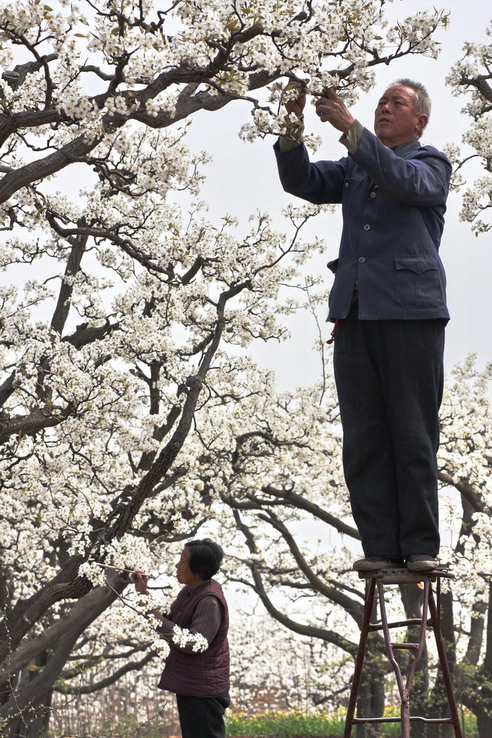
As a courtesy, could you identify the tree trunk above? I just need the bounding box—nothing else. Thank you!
[2,653,53,738]
[4,684,52,738]
[0,573,128,735]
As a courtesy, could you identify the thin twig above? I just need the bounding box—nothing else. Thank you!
[105,580,159,623]
[91,561,149,576]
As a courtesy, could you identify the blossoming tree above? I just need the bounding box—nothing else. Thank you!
[0,0,450,735]
[446,22,492,235]
[46,354,492,738]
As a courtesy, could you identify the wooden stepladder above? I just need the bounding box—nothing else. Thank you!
[344,568,463,738]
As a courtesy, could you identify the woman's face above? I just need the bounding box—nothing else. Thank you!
[176,546,202,587]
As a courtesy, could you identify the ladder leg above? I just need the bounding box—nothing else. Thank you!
[401,580,431,738]
[377,579,411,738]
[428,583,464,738]
[404,580,430,694]
[377,580,406,697]
[343,579,376,738]
[401,697,411,738]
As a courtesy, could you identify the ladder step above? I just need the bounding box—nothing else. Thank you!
[353,716,454,725]
[369,617,423,631]
[391,642,419,650]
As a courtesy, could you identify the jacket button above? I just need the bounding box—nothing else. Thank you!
[359,256,366,263]
[363,224,371,231]
[370,191,377,198]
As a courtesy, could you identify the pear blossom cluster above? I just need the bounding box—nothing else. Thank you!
[171,624,209,652]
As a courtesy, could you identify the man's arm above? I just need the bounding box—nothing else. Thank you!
[274,88,357,204]
[350,130,452,206]
[314,88,451,205]
[274,139,347,204]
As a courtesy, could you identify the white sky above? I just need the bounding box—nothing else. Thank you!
[182,0,492,390]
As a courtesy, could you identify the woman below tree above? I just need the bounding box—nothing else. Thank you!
[133,539,230,738]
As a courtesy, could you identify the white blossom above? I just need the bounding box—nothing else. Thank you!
[171,624,209,653]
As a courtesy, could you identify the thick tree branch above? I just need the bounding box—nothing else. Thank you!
[438,470,489,515]
[50,233,89,336]
[102,279,252,541]
[262,485,360,540]
[260,510,364,627]
[0,576,127,684]
[0,558,89,663]
[0,404,74,445]
[57,651,156,695]
[0,133,103,205]
[233,510,358,657]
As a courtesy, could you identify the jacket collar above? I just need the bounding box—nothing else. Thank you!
[392,138,421,156]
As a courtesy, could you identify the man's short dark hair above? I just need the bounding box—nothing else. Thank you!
[185,538,224,580]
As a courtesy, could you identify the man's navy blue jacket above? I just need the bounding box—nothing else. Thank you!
[274,127,452,321]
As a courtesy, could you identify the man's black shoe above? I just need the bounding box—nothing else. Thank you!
[406,554,438,571]
[353,556,394,572]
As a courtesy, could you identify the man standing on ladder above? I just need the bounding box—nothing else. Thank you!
[274,79,451,572]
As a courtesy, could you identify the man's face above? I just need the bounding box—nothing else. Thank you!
[374,85,427,147]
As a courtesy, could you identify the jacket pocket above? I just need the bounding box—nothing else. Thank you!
[394,256,443,307]
[342,174,366,216]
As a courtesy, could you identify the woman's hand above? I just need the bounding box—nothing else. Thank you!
[132,570,149,595]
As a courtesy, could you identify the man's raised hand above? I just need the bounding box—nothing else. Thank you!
[315,88,355,134]
[284,82,306,120]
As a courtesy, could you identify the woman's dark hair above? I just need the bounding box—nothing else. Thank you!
[185,538,224,580]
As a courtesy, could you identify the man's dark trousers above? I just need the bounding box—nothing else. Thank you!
[333,301,445,561]
[176,693,231,738]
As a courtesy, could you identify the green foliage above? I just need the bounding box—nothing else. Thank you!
[225,708,478,737]
[226,710,398,736]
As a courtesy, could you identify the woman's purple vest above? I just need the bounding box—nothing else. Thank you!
[158,579,230,697]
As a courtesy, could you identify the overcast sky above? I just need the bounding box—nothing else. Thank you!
[182,0,492,391]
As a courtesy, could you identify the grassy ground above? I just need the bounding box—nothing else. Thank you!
[226,710,397,736]
[225,709,477,737]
